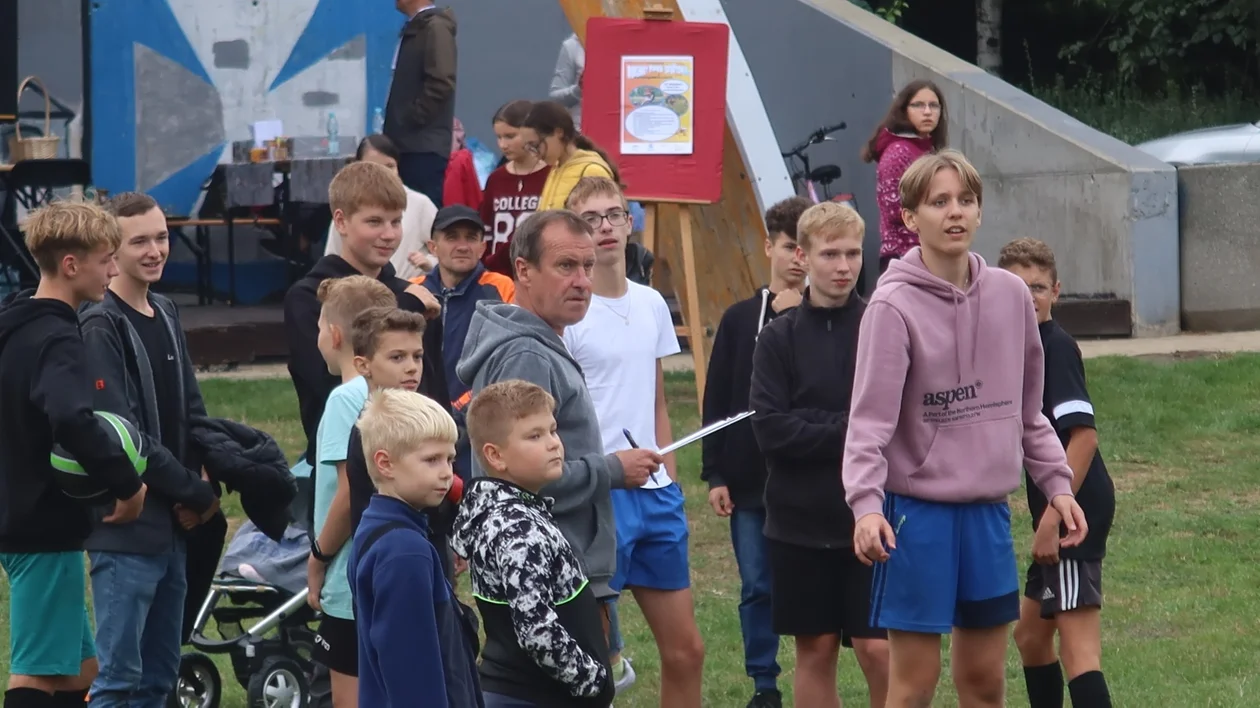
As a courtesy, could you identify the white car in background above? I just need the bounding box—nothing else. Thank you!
[1136,122,1260,166]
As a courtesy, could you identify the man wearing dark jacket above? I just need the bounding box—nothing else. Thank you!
[749,202,888,708]
[385,0,457,206]
[0,201,147,708]
[409,205,514,479]
[699,196,808,708]
[284,162,448,477]
[79,193,220,706]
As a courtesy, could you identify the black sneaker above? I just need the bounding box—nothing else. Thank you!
[747,689,782,708]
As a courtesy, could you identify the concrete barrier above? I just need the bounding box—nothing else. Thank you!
[737,0,1182,336]
[1178,163,1260,332]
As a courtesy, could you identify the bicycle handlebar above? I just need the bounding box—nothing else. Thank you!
[782,122,848,157]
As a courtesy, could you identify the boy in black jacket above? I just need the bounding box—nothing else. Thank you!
[284,161,449,473]
[0,201,147,708]
[79,193,220,706]
[700,196,809,708]
[749,202,888,708]
[1000,239,1115,708]
[451,380,613,708]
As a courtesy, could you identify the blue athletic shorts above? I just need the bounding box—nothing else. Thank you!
[869,493,1019,634]
[610,483,690,592]
[0,551,96,676]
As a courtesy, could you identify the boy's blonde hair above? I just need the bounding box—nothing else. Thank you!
[328,161,407,219]
[796,201,865,253]
[466,380,556,473]
[998,237,1058,282]
[357,388,458,484]
[24,200,122,274]
[317,275,395,330]
[351,306,427,358]
[899,149,984,211]
[565,176,626,211]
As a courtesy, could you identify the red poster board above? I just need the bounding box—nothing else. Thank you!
[581,17,730,204]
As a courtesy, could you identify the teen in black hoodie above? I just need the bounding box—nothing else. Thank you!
[748,202,888,708]
[699,196,809,708]
[0,201,146,708]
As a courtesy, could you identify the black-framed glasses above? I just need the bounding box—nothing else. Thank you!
[581,210,629,228]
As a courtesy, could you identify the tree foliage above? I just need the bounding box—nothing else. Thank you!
[1059,0,1258,88]
[849,0,911,25]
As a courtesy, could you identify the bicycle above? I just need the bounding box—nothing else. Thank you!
[782,122,859,212]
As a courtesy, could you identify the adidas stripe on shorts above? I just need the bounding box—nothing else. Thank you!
[1023,558,1104,620]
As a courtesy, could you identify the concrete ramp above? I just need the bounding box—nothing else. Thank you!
[725,0,1180,336]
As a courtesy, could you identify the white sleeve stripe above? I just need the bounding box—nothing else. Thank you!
[1053,400,1094,420]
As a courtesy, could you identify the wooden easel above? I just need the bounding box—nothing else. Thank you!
[637,5,708,409]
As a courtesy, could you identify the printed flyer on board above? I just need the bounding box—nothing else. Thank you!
[620,55,695,155]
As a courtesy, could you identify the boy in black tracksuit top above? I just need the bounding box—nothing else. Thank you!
[0,201,147,708]
[1000,239,1115,708]
[700,196,810,708]
[749,202,888,708]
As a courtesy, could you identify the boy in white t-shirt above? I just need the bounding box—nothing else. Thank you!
[562,177,706,707]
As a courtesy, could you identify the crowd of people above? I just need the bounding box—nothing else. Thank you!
[0,2,1118,707]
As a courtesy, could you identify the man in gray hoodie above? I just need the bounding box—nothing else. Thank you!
[456,210,661,602]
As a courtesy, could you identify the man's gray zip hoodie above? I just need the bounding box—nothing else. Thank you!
[456,301,625,595]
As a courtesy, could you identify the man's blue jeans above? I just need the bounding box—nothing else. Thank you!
[730,508,780,692]
[88,546,188,708]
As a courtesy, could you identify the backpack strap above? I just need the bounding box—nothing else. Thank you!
[355,520,412,567]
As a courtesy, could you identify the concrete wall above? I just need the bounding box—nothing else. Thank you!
[1178,163,1260,332]
[779,0,1181,336]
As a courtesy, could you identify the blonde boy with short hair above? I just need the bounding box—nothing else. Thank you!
[350,389,483,707]
[0,201,147,707]
[306,274,395,707]
[451,380,614,708]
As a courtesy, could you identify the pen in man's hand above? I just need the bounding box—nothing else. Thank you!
[622,428,639,449]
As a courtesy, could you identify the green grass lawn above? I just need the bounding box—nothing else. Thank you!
[4,358,1260,706]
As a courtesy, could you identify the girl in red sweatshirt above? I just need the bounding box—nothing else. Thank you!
[860,80,948,275]
[479,101,551,277]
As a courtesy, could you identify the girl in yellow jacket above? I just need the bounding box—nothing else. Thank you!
[521,100,622,211]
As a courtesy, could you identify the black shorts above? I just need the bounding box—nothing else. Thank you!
[768,539,886,645]
[1024,558,1104,620]
[313,616,358,677]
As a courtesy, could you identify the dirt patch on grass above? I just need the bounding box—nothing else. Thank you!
[1133,350,1235,365]
[1111,461,1180,494]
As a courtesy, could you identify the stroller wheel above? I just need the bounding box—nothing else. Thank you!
[247,655,310,708]
[168,652,221,708]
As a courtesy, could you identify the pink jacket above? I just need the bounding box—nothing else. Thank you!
[873,129,934,258]
[842,248,1074,520]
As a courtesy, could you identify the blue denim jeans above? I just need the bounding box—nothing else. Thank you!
[730,508,780,692]
[88,546,188,708]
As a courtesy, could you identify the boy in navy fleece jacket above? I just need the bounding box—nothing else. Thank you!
[349,388,482,707]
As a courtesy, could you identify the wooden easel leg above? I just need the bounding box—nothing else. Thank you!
[678,206,706,409]
[643,202,657,287]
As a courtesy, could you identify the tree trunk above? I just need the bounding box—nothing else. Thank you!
[976,0,1003,75]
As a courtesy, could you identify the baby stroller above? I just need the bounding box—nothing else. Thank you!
[170,516,333,708]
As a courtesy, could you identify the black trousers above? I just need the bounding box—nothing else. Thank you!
[397,152,449,208]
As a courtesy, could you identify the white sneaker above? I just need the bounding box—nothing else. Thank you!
[613,657,636,695]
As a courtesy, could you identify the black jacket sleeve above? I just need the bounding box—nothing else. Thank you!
[80,314,215,511]
[284,283,330,463]
[396,289,452,414]
[32,333,142,501]
[749,324,845,463]
[700,309,736,487]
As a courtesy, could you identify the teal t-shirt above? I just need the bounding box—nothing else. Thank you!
[314,376,369,620]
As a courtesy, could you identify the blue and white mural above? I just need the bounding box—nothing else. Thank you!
[89,0,404,215]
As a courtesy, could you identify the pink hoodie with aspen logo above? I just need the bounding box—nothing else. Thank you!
[842,248,1074,522]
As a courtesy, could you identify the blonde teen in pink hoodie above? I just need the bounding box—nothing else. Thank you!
[842,150,1088,707]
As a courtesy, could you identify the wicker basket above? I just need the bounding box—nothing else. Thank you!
[7,76,60,162]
